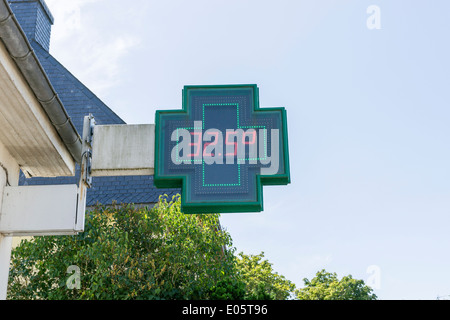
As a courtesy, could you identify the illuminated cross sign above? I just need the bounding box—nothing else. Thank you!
[154,85,290,214]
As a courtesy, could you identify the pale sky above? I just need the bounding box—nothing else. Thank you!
[45,0,450,300]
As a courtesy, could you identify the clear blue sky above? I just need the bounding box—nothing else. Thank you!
[46,0,450,300]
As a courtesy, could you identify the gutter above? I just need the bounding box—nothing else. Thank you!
[0,0,82,164]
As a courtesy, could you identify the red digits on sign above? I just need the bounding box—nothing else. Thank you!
[188,132,202,157]
[225,131,238,157]
[242,130,257,145]
[203,131,219,157]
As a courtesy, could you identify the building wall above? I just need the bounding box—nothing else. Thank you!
[0,140,20,300]
[9,0,179,207]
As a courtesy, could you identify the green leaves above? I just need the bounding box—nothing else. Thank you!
[235,252,297,300]
[7,195,238,300]
[11,195,363,301]
[295,270,378,300]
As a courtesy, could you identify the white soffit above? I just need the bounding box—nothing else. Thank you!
[0,40,74,178]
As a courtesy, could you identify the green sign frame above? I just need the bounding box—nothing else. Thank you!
[154,84,290,214]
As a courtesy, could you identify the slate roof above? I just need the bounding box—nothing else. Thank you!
[12,0,179,206]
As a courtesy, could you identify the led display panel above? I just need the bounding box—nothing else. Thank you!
[154,85,290,214]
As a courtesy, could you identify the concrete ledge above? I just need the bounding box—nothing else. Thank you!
[91,124,155,177]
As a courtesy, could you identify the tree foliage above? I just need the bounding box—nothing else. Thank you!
[235,252,296,300]
[9,195,369,301]
[8,195,240,300]
[295,270,377,300]
[7,195,298,300]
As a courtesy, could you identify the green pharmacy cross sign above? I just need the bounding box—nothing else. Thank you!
[154,85,290,214]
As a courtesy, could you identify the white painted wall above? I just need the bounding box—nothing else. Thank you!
[0,140,19,300]
[0,167,11,300]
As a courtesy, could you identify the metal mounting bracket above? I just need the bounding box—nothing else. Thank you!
[75,114,96,232]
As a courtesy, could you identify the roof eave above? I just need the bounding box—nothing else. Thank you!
[0,0,82,166]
